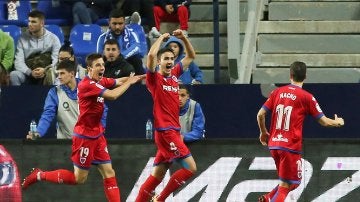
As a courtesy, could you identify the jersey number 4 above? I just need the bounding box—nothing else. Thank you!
[275,104,293,131]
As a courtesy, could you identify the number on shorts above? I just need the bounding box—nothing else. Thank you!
[80,147,89,158]
[169,142,177,151]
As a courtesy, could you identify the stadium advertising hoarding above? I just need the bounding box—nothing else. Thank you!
[2,139,359,201]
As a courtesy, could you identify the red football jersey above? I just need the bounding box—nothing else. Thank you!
[263,84,324,152]
[74,76,116,138]
[146,63,183,131]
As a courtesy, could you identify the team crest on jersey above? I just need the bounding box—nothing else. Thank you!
[172,75,178,82]
[80,157,86,164]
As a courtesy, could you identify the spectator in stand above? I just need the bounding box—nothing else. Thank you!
[151,0,191,38]
[97,9,146,75]
[0,28,15,86]
[63,0,116,25]
[10,10,61,86]
[164,36,203,84]
[103,39,134,78]
[120,0,156,34]
[179,85,205,143]
[57,41,86,80]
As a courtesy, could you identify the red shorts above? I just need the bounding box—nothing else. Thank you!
[71,135,111,169]
[270,149,302,184]
[154,129,191,165]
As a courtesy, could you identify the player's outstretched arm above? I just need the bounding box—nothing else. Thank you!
[102,74,144,100]
[114,73,146,87]
[147,33,171,72]
[318,114,345,127]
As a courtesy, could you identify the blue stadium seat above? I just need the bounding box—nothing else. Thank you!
[69,24,103,66]
[44,24,64,45]
[0,0,31,26]
[37,1,72,26]
[95,18,109,26]
[0,24,21,45]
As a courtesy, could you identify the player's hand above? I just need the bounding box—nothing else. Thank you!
[259,131,269,146]
[173,29,186,39]
[26,131,40,140]
[160,33,171,42]
[334,114,344,127]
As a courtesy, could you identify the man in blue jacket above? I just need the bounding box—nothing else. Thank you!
[164,36,203,84]
[26,60,107,139]
[96,9,146,75]
[179,85,205,142]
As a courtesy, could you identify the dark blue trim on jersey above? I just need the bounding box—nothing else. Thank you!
[262,105,270,112]
[73,163,91,170]
[279,177,301,185]
[315,113,324,120]
[155,127,181,131]
[92,160,112,165]
[99,88,107,97]
[269,146,302,154]
[73,133,103,139]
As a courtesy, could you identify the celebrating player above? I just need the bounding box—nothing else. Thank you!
[256,61,344,202]
[135,29,196,202]
[22,53,144,202]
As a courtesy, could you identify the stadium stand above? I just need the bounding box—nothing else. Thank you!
[0,0,31,26]
[253,0,360,83]
[44,24,64,45]
[0,24,21,45]
[36,1,72,26]
[69,24,103,66]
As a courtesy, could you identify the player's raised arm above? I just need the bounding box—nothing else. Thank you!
[173,29,196,71]
[147,33,171,72]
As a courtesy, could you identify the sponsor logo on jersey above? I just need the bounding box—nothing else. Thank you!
[163,85,179,93]
[272,134,289,142]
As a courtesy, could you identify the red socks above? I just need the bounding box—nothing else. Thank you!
[135,175,161,202]
[157,168,193,201]
[272,186,290,202]
[40,169,76,185]
[103,177,121,202]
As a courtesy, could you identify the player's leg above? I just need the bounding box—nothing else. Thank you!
[97,163,120,202]
[94,136,120,202]
[270,150,301,202]
[22,167,77,190]
[135,159,170,202]
[155,156,196,201]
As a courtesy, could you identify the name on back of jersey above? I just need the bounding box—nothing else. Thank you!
[279,92,296,100]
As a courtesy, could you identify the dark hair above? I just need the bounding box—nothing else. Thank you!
[157,47,175,59]
[86,53,103,67]
[179,84,190,95]
[56,59,76,73]
[109,9,125,19]
[104,39,120,50]
[290,61,307,82]
[59,40,74,55]
[28,10,45,20]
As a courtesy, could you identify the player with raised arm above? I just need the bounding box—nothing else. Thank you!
[257,61,344,202]
[135,29,196,202]
[22,53,144,202]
